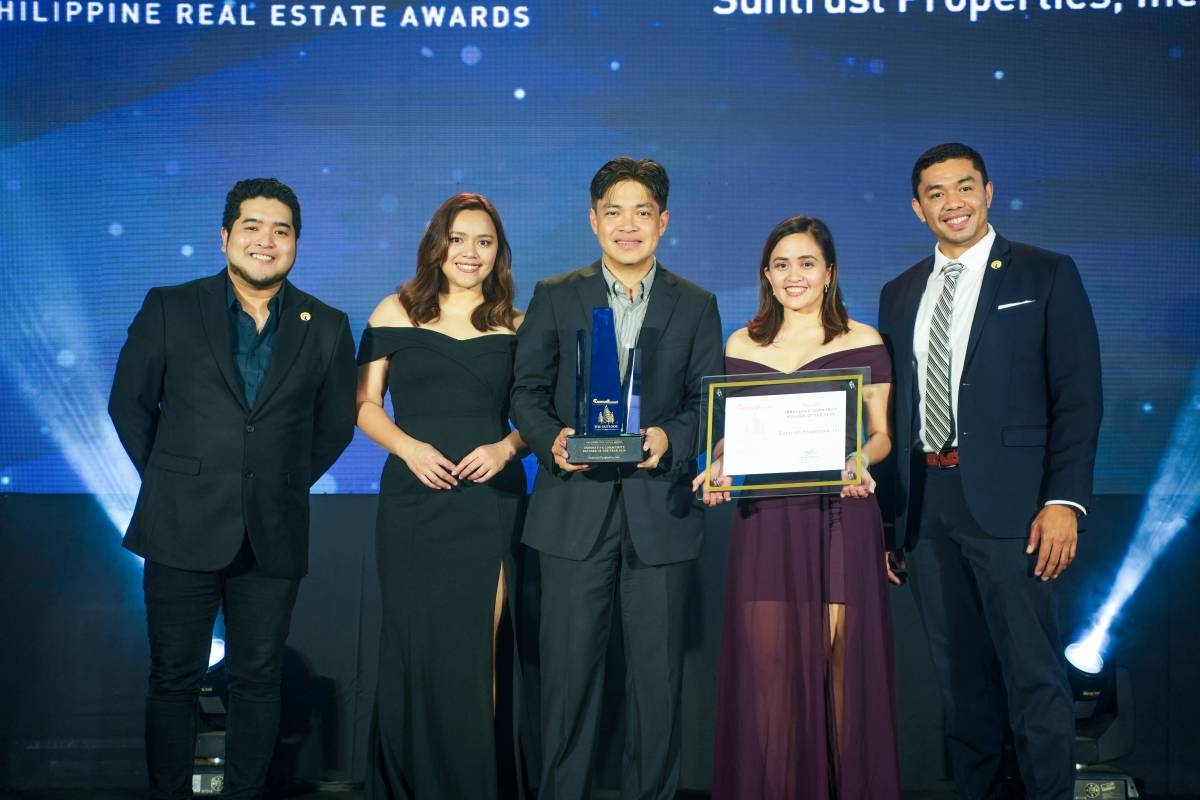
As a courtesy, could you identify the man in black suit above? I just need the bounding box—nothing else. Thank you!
[511,158,723,799]
[108,178,357,800]
[877,143,1102,800]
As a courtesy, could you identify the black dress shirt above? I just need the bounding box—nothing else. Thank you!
[226,279,282,408]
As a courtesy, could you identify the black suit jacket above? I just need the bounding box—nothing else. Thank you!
[510,261,724,565]
[877,234,1102,546]
[108,270,357,578]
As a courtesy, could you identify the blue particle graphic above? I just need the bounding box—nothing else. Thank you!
[864,191,876,202]
[844,55,857,66]
[109,222,124,237]
[181,245,194,257]
[451,168,465,182]
[993,69,1005,80]
[514,87,527,100]
[588,6,601,19]
[0,476,10,487]
[868,58,885,76]
[57,349,76,368]
[461,45,482,66]
[379,194,400,213]
[1140,401,1154,414]
[321,167,330,175]
[610,60,621,72]
[421,46,434,58]
[1009,199,1024,211]
[299,50,307,58]
[1168,46,1181,60]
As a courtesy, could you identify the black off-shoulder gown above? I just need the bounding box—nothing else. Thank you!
[357,326,526,800]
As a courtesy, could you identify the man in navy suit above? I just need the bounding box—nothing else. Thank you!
[109,178,357,799]
[877,143,1102,800]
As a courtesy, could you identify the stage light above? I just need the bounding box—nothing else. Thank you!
[197,622,229,794]
[208,637,226,670]
[1067,360,1200,675]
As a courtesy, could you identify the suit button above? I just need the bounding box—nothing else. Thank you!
[244,470,254,479]
[245,424,255,433]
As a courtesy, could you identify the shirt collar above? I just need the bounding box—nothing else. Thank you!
[601,260,657,302]
[933,225,996,275]
[226,273,285,313]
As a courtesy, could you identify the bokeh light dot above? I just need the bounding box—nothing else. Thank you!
[513,87,527,100]
[181,245,194,257]
[109,223,124,237]
[461,45,482,66]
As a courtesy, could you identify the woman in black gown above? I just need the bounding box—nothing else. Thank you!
[694,216,904,799]
[356,193,527,799]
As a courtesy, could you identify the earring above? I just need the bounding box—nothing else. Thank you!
[823,284,830,294]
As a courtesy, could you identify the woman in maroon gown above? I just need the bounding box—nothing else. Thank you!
[695,216,903,799]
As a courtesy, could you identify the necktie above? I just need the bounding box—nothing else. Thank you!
[924,261,965,452]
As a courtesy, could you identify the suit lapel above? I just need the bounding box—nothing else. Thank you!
[571,262,609,374]
[899,257,934,405]
[199,271,249,411]
[572,261,609,323]
[963,235,1011,373]
[637,265,681,352]
[252,281,311,414]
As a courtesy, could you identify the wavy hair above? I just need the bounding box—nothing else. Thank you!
[747,216,849,346]
[398,193,517,332]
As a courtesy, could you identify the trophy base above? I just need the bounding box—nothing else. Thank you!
[566,433,645,464]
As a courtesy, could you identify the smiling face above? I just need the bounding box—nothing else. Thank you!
[911,157,994,258]
[589,179,669,276]
[221,196,297,290]
[764,232,831,315]
[440,208,498,294]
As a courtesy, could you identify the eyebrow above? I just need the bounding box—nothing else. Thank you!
[925,176,976,193]
[603,202,655,210]
[240,216,293,230]
[448,229,490,237]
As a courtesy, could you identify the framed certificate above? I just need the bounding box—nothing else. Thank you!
[698,367,870,498]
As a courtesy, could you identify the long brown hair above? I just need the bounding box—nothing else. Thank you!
[747,216,850,346]
[398,193,518,331]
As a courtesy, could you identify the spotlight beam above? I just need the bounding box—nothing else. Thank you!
[1068,360,1200,671]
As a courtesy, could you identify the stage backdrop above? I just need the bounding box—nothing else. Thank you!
[1,0,1198,508]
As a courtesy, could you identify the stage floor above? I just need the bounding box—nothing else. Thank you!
[6,792,1198,800]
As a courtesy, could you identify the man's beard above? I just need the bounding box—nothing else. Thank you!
[228,260,292,290]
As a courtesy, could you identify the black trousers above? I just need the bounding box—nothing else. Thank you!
[536,485,689,800]
[907,466,1075,800]
[142,539,300,800]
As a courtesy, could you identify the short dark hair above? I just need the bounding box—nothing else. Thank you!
[222,178,303,238]
[747,216,849,346]
[398,193,518,333]
[589,157,669,211]
[911,143,989,199]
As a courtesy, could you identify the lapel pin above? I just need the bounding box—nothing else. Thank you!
[990,260,1003,270]
[300,311,312,321]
